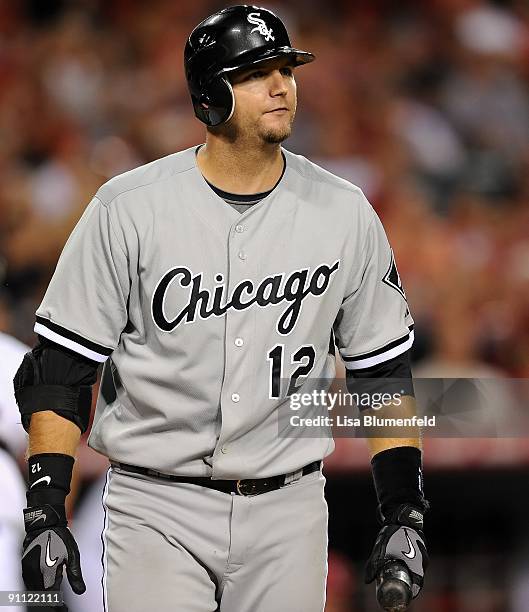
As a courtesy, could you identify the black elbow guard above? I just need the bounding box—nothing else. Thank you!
[13,350,93,434]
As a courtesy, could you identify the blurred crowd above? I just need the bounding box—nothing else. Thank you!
[1,0,529,377]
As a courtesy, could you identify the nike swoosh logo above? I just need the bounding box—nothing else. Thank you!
[402,529,416,560]
[45,533,59,568]
[30,476,51,488]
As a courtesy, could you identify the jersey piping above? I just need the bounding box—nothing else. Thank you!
[341,325,414,370]
[35,316,113,363]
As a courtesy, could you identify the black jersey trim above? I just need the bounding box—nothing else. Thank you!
[34,316,113,362]
[345,348,412,376]
[343,325,414,362]
[342,325,414,370]
[207,182,272,203]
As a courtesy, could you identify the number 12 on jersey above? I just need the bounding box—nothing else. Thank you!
[267,344,316,398]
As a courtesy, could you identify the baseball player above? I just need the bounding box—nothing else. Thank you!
[14,6,428,612]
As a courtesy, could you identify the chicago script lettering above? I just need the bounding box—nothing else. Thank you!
[151,260,340,335]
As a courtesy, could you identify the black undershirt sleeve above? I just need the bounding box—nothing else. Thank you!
[345,349,415,406]
[34,336,100,387]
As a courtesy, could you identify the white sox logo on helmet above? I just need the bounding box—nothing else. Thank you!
[247,12,275,42]
[151,261,340,336]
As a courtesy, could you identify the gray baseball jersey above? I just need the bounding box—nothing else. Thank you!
[34,146,413,479]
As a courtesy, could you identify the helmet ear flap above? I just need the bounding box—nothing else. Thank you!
[193,76,234,127]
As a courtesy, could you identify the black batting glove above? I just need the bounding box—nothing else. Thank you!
[22,502,86,596]
[365,503,428,598]
[21,453,85,611]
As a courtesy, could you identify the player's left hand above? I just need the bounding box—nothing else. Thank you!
[365,504,428,599]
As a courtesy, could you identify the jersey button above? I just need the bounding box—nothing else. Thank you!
[221,446,228,454]
[231,393,240,403]
[238,251,247,260]
[235,224,244,233]
[234,337,244,347]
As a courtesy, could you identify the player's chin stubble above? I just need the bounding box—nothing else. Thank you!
[209,109,295,144]
[260,112,295,144]
[261,123,292,144]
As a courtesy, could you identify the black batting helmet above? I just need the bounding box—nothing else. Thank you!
[184,5,315,127]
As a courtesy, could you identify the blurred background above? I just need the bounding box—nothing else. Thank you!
[1,0,529,610]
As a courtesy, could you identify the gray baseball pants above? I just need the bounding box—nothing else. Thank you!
[101,466,328,612]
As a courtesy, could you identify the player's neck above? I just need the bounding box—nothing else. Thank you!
[196,139,284,195]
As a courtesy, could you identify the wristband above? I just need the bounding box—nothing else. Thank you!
[371,446,428,522]
[27,453,74,507]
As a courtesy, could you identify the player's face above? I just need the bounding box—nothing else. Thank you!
[228,58,297,144]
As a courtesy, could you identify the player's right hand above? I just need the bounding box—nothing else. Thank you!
[22,503,86,596]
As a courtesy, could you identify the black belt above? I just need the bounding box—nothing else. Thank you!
[111,460,321,497]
